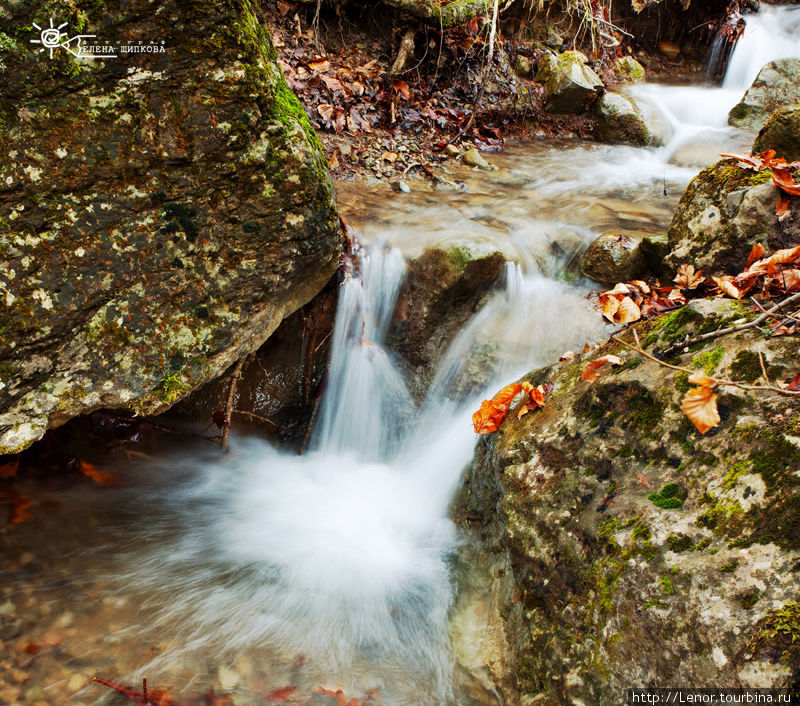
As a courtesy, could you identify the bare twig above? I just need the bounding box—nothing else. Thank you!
[657,291,800,358]
[758,351,772,386]
[232,409,284,429]
[221,356,248,452]
[611,330,800,397]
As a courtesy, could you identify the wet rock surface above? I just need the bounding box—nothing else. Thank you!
[0,0,341,454]
[729,58,800,129]
[536,51,604,115]
[665,158,797,275]
[753,105,800,162]
[388,243,507,399]
[594,92,657,147]
[456,298,800,704]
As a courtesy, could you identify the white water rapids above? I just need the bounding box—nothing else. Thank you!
[9,5,800,705]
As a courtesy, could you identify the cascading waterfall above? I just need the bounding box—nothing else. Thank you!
[104,242,608,703]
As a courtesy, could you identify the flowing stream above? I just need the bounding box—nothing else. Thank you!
[2,6,800,706]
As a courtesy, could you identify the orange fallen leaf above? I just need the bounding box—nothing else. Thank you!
[777,196,791,222]
[750,245,800,272]
[680,373,720,434]
[308,58,331,73]
[581,355,623,383]
[472,383,522,434]
[602,295,620,322]
[744,243,765,270]
[773,168,800,196]
[517,381,549,418]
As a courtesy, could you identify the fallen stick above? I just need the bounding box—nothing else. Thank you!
[656,291,800,358]
[221,356,248,452]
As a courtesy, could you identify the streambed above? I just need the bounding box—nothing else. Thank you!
[1,6,799,705]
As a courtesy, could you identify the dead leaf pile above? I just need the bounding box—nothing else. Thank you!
[473,381,553,434]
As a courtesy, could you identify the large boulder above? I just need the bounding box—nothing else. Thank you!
[388,242,507,400]
[456,298,800,704]
[665,159,798,274]
[537,51,604,115]
[753,105,800,161]
[729,58,800,130]
[580,231,668,285]
[594,92,658,146]
[0,0,341,454]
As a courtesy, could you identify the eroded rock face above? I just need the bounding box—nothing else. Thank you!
[455,299,800,704]
[388,242,507,400]
[536,51,604,115]
[665,160,798,275]
[729,58,800,130]
[0,0,341,454]
[753,105,800,162]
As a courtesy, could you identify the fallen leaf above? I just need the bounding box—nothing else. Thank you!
[392,79,411,100]
[744,243,766,270]
[601,295,620,322]
[636,472,650,488]
[711,276,744,299]
[674,264,704,289]
[559,350,577,361]
[472,383,522,434]
[681,375,720,434]
[308,57,331,73]
[773,168,800,196]
[617,296,641,323]
[777,196,791,222]
[750,245,800,272]
[786,373,800,391]
[581,355,623,383]
[381,151,398,163]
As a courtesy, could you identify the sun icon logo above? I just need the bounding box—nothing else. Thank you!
[30,17,68,59]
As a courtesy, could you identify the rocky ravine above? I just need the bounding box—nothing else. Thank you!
[452,111,800,704]
[0,0,341,454]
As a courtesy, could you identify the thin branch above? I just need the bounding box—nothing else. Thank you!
[221,356,248,452]
[232,409,284,429]
[657,291,800,358]
[758,351,771,387]
[611,331,800,397]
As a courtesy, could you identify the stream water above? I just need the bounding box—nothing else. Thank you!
[2,6,800,706]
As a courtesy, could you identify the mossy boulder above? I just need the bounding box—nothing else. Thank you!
[729,58,800,130]
[753,105,800,162]
[664,158,799,275]
[536,51,604,115]
[0,0,341,454]
[614,55,646,84]
[388,242,508,399]
[454,298,800,704]
[580,232,668,285]
[594,92,657,146]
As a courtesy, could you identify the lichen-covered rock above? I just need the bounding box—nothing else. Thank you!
[729,58,800,130]
[388,242,507,399]
[594,92,655,146]
[664,159,799,275]
[579,232,669,285]
[753,105,800,161]
[0,0,341,454]
[536,51,604,115]
[614,55,646,84]
[455,298,800,704]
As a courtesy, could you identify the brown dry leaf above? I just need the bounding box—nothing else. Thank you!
[517,381,550,419]
[777,269,800,292]
[321,75,345,94]
[559,351,577,361]
[581,355,623,383]
[393,79,411,100]
[681,373,720,434]
[674,263,704,289]
[472,384,522,434]
[711,276,744,299]
[602,295,620,322]
[317,103,334,121]
[744,243,766,270]
[617,296,642,323]
[381,151,398,163]
[773,168,800,196]
[750,245,800,272]
[308,57,331,73]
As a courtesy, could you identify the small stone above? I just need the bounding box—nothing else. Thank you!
[391,181,411,193]
[338,143,351,157]
[513,55,532,78]
[445,144,460,157]
[67,673,88,693]
[658,41,680,60]
[463,148,490,169]
[0,600,15,616]
[218,665,240,691]
[55,611,75,628]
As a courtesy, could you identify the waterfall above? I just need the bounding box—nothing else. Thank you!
[723,4,800,90]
